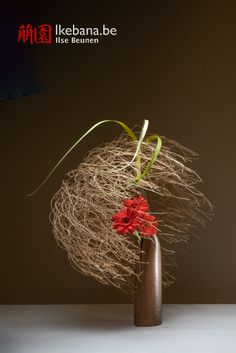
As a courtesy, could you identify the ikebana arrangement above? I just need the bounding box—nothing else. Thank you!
[30,119,211,326]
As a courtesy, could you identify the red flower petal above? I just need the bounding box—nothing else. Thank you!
[138,212,158,237]
[123,196,149,213]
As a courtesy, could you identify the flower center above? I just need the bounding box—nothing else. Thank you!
[122,217,130,224]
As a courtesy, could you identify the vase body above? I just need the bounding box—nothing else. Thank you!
[134,235,162,326]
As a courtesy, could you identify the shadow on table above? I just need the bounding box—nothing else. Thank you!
[6,305,137,332]
[60,305,135,331]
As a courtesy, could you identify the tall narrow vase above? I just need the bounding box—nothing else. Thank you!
[134,235,162,326]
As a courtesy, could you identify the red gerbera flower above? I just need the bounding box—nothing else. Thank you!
[123,196,149,213]
[139,212,158,238]
[112,196,159,240]
[112,207,141,235]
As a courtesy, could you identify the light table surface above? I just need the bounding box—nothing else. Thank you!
[0,304,235,353]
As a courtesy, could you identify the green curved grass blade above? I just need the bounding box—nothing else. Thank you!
[28,119,138,196]
[135,134,162,183]
[128,119,149,171]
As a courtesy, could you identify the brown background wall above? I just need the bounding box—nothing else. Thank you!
[1,1,236,303]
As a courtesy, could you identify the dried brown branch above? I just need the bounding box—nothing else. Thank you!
[50,133,212,297]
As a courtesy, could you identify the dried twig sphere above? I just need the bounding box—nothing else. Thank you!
[50,133,211,296]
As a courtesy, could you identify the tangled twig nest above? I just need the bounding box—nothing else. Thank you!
[50,133,212,297]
